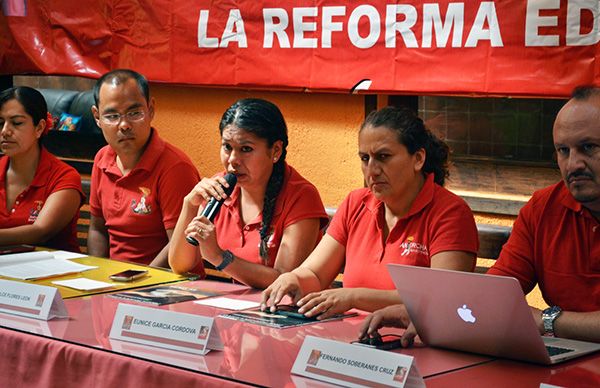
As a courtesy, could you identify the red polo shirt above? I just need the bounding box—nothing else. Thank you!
[0,148,84,252]
[488,181,600,312]
[90,129,200,264]
[211,164,328,267]
[327,174,479,290]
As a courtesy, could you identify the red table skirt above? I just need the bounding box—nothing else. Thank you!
[0,328,251,388]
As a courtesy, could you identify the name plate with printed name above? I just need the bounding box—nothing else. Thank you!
[292,336,424,388]
[109,303,223,355]
[0,279,68,321]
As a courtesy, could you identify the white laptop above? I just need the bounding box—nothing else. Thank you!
[387,264,600,365]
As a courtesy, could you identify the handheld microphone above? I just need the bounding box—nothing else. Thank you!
[186,173,237,246]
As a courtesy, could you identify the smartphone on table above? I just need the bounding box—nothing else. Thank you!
[352,334,403,350]
[109,269,148,282]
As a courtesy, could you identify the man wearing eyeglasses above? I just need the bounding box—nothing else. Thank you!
[89,69,200,267]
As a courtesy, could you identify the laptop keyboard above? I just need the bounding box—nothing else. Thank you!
[546,345,575,357]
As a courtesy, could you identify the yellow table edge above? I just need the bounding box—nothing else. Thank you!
[0,251,193,299]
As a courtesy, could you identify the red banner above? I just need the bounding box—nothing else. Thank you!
[1,1,599,97]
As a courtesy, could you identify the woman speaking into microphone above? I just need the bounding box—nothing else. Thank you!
[169,98,328,288]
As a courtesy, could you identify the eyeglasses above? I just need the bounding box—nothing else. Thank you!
[100,110,145,125]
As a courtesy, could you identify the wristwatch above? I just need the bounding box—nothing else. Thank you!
[215,250,234,271]
[542,305,562,337]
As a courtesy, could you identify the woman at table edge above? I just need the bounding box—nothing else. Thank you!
[169,98,328,288]
[261,106,478,323]
[0,86,83,251]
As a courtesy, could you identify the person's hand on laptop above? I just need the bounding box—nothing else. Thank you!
[359,304,417,347]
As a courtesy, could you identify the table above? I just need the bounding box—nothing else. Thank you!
[1,280,599,387]
[0,280,491,387]
[426,356,600,387]
[1,254,189,298]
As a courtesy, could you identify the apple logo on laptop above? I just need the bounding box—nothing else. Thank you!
[457,305,476,323]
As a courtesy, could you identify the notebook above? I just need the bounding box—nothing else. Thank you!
[387,264,600,365]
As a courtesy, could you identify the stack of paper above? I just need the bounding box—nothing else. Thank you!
[52,278,114,291]
[0,251,96,280]
[195,297,261,311]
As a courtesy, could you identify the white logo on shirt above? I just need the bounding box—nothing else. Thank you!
[131,187,152,215]
[400,236,428,256]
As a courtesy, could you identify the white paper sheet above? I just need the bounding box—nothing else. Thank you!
[0,251,54,267]
[52,278,114,291]
[194,297,261,311]
[0,260,97,280]
[51,251,88,260]
[0,250,96,280]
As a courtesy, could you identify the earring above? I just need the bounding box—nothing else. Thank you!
[273,158,278,162]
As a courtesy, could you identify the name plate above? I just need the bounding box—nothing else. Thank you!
[0,279,68,321]
[292,336,424,388]
[109,303,223,355]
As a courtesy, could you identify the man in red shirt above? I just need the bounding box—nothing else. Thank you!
[88,69,199,267]
[487,86,600,343]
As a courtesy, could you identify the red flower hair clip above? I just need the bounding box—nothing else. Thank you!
[44,112,53,135]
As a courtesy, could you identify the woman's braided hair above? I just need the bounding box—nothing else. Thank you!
[219,98,289,264]
[361,106,450,185]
